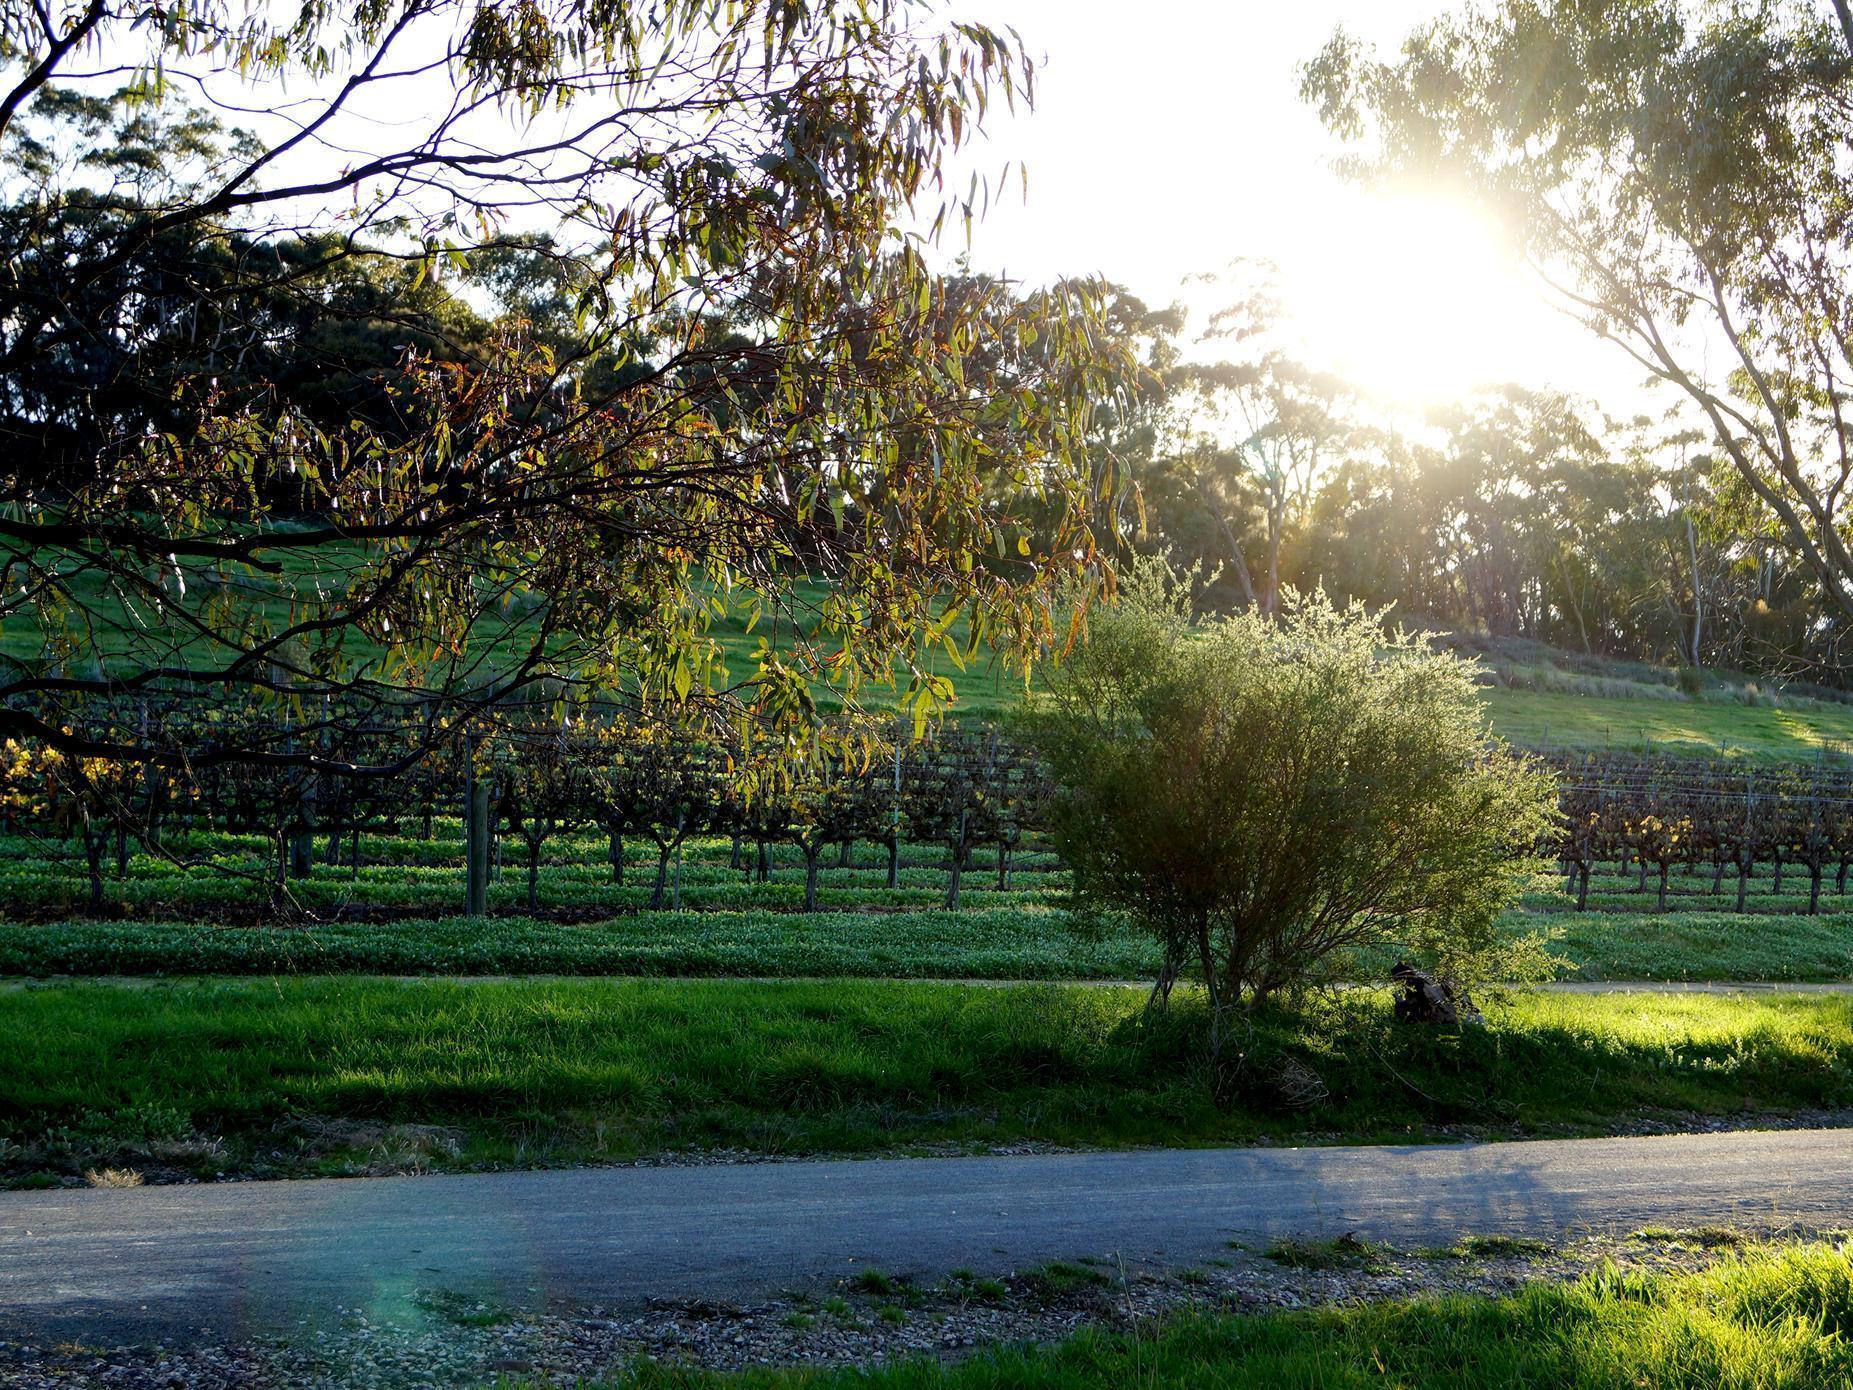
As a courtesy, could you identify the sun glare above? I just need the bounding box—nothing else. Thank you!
[1275,190,1553,409]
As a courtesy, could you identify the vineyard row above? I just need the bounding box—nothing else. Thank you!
[10,699,1853,916]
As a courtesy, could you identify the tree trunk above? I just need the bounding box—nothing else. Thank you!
[527,841,541,913]
[464,779,489,918]
[803,846,820,912]
[837,840,853,869]
[1736,857,1751,912]
[1576,863,1590,911]
[886,836,900,890]
[86,830,106,914]
[1773,850,1784,895]
[1809,864,1824,916]
[945,815,966,910]
[1263,499,1284,616]
[996,842,1010,891]
[1656,862,1668,911]
[291,829,315,880]
[1146,950,1181,1013]
[651,843,670,910]
[1201,476,1260,609]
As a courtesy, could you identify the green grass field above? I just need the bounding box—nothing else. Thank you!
[1481,686,1853,759]
[2,980,1846,1184]
[25,559,1853,740]
[549,1244,1853,1390]
[0,907,1157,979]
[6,614,1852,1203]
[8,823,1853,983]
[8,566,1033,721]
[11,902,1853,983]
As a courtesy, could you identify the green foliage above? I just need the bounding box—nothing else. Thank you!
[1,980,1847,1182]
[0,3,1138,766]
[1303,0,1853,636]
[1037,563,1559,1005]
[1022,1262,1109,1297]
[1263,1234,1390,1273]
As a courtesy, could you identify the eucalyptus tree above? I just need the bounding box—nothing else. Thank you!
[1169,274,1354,615]
[0,0,1130,774]
[1303,0,1853,634]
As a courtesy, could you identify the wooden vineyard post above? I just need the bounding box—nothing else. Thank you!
[888,732,903,891]
[290,817,316,880]
[465,739,490,918]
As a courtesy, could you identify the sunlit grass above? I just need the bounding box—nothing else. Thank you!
[0,981,1846,1182]
[564,1244,1853,1388]
[1482,687,1853,759]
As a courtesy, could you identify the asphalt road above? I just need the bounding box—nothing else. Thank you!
[2,1128,1849,1345]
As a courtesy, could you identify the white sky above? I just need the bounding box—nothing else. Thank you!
[941,0,1647,416]
[44,0,1648,418]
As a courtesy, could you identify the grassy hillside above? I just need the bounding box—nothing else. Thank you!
[14,557,1853,751]
[718,598,1853,747]
[1479,687,1853,759]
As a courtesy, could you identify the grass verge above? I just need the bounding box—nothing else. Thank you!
[558,1242,1853,1388]
[0,908,1154,980]
[1528,910,1853,983]
[0,980,1847,1184]
[8,895,1853,984]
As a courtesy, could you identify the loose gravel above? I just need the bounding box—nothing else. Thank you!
[0,1228,1823,1389]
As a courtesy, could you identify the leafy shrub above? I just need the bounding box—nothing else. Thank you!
[1036,564,1558,1038]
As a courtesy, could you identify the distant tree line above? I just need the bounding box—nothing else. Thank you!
[19,96,1832,690]
[0,3,1135,777]
[1067,275,1852,683]
[1296,0,1853,684]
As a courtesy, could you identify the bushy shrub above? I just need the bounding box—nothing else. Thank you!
[1036,564,1558,1042]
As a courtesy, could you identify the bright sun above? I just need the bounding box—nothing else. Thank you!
[1273,189,1560,409]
